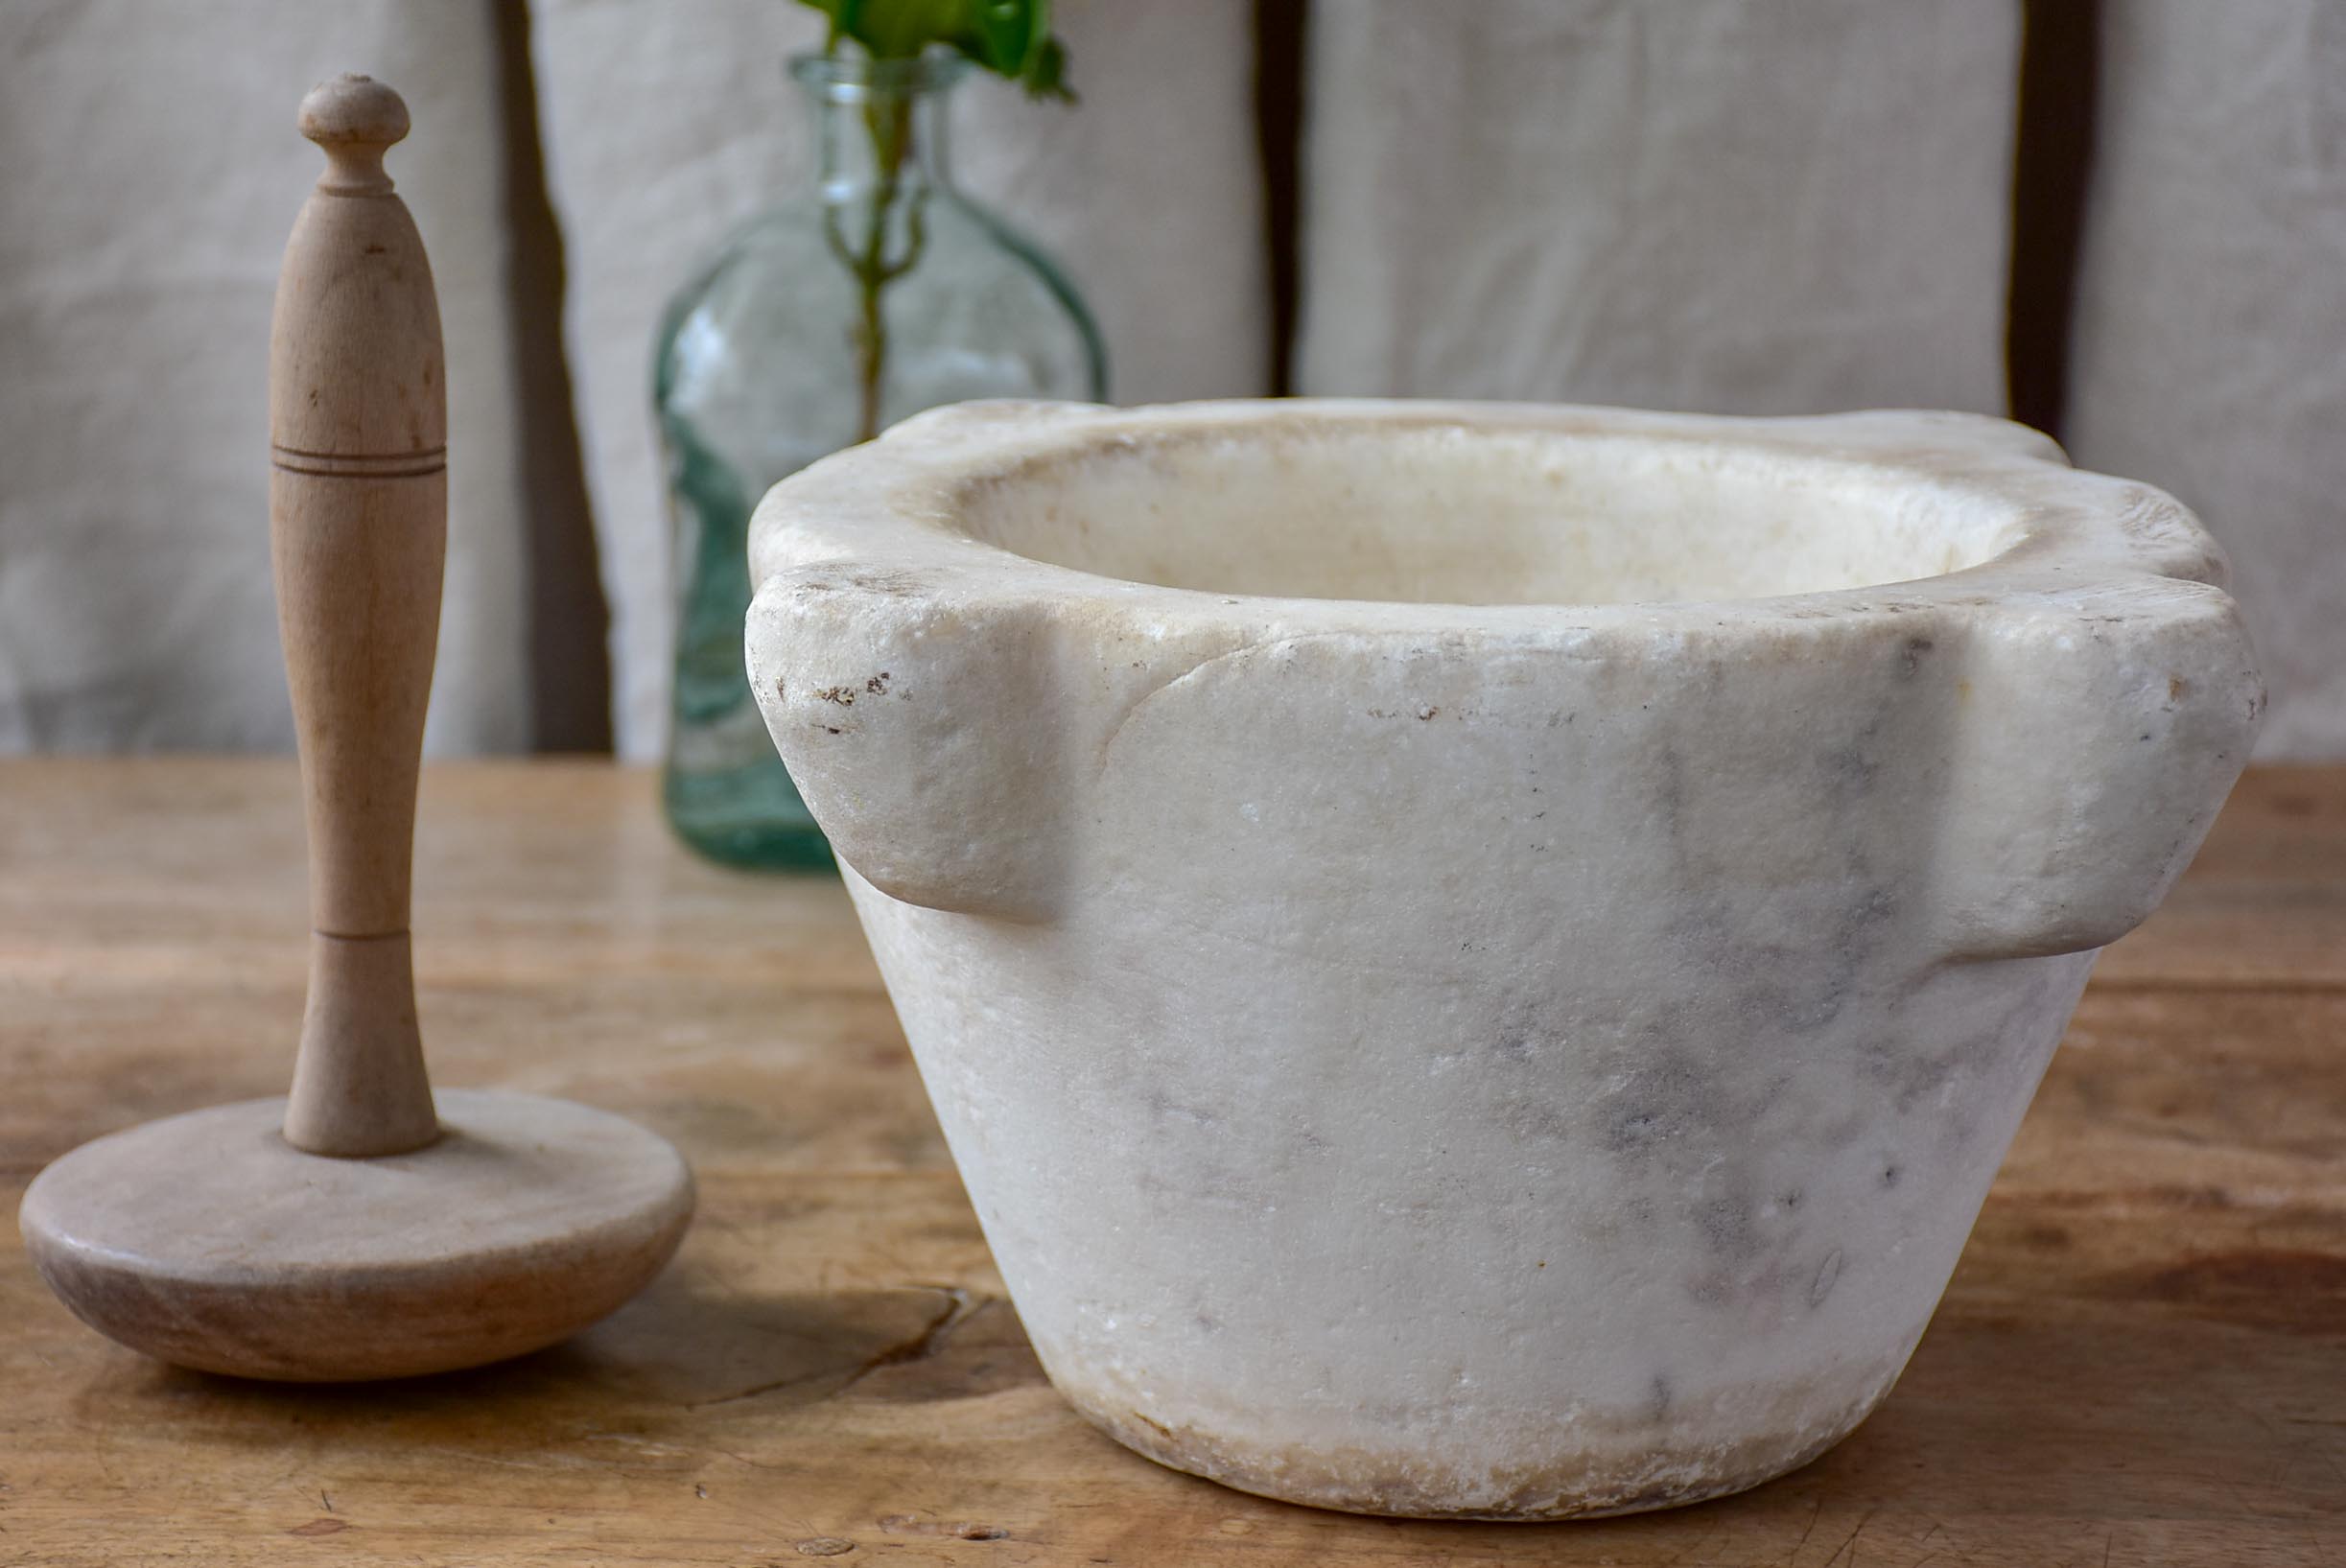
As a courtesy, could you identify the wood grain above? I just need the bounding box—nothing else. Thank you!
[3,759,2339,1565]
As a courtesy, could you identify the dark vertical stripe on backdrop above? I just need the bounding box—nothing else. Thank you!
[2007,0,2101,440]
[495,0,617,753]
[1255,0,1307,398]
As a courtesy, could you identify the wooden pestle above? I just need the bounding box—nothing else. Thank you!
[270,75,444,1157]
[17,73,692,1381]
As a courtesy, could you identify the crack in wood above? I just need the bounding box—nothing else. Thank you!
[687,1286,984,1410]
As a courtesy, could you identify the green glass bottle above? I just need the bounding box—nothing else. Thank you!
[655,51,1106,869]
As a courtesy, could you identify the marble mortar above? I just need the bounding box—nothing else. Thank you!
[745,400,2261,1518]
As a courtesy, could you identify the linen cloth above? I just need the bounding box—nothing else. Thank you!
[3,3,2341,759]
[0,0,529,753]
[1297,0,2020,417]
[2064,0,2346,758]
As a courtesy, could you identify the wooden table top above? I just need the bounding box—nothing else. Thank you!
[3,759,2340,1567]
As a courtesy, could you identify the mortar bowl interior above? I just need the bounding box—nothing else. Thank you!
[952,420,2025,607]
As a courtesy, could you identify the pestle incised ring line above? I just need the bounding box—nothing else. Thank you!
[271,443,447,480]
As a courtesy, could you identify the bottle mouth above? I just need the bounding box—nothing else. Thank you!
[789,50,967,97]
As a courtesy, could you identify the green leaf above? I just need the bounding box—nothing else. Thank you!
[1021,34,1070,100]
[792,0,850,49]
[961,0,1033,73]
[791,0,1074,98]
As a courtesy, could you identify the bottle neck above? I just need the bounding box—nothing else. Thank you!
[794,54,958,199]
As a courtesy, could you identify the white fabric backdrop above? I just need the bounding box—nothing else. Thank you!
[0,0,529,754]
[1298,0,2019,416]
[528,0,1269,760]
[2065,0,2346,759]
[2,2,2340,759]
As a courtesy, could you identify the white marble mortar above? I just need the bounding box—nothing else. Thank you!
[746,400,2261,1518]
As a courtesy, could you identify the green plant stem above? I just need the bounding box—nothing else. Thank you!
[833,92,928,444]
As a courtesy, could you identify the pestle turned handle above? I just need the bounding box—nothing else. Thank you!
[270,77,445,1157]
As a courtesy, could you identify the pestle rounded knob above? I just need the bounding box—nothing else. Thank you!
[297,74,410,193]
